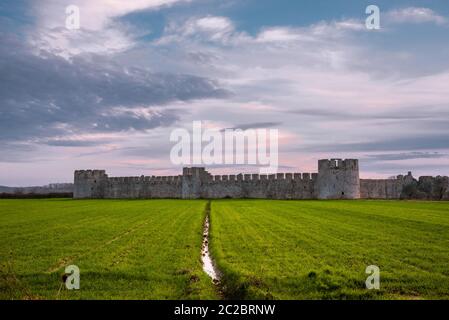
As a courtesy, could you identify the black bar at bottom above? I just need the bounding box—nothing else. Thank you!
[1,300,445,319]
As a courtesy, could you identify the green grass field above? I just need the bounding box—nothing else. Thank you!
[210,200,449,299]
[1,199,449,300]
[0,199,217,300]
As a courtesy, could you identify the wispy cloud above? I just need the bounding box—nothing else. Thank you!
[0,33,228,143]
[30,0,192,57]
[386,7,447,25]
[223,122,283,131]
[299,135,449,153]
[366,152,447,161]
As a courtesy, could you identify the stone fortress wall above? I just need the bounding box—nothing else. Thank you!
[74,159,449,200]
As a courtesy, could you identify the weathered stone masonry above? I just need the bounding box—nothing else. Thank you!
[74,159,449,200]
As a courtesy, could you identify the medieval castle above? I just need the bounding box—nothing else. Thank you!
[73,159,449,200]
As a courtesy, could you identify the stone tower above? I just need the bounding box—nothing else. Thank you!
[74,170,108,199]
[317,159,360,199]
[181,167,208,199]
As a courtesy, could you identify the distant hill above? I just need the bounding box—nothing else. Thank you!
[0,183,73,195]
[0,186,16,193]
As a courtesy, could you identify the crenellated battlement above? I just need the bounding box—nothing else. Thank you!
[107,176,182,184]
[206,172,316,182]
[183,167,207,177]
[74,158,447,200]
[74,170,107,179]
[318,159,359,170]
[73,161,356,199]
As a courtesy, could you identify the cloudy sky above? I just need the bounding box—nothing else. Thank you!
[1,0,449,186]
